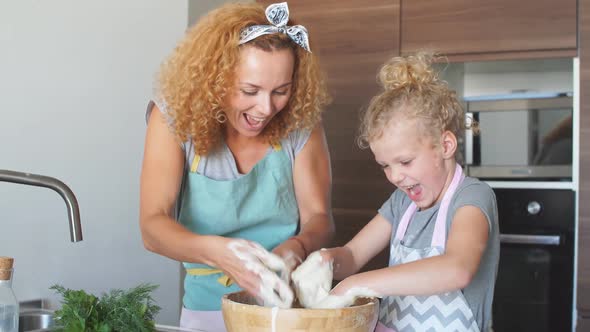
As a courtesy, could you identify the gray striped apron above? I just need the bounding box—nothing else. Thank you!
[376,165,479,332]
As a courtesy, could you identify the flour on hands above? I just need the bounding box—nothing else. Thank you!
[228,240,294,308]
[311,287,381,309]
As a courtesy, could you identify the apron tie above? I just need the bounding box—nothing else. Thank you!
[186,268,234,287]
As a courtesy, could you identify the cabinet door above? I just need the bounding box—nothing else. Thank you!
[257,0,400,270]
[578,315,590,332]
[578,0,590,316]
[401,0,577,60]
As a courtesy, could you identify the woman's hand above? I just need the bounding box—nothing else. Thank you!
[272,236,307,272]
[212,238,294,308]
[210,237,261,296]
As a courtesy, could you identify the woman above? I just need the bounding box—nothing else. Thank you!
[139,2,334,330]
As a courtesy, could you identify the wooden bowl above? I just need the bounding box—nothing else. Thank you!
[221,291,378,332]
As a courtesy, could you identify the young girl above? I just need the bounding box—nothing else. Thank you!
[318,53,499,331]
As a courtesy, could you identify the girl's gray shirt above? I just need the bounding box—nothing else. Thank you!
[378,176,500,332]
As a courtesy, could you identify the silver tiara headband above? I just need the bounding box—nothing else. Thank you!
[238,2,311,52]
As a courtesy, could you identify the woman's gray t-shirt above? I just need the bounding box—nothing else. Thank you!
[146,100,312,180]
[378,176,500,332]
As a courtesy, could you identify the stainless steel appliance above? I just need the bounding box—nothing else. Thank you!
[492,188,574,331]
[464,93,573,180]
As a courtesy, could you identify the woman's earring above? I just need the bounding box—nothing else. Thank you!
[215,110,227,123]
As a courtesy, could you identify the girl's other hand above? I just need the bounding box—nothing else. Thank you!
[309,278,359,309]
[312,276,381,309]
[330,276,353,296]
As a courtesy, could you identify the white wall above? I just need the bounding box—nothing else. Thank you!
[0,0,188,325]
[188,0,239,27]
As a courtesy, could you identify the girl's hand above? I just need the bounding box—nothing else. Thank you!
[317,246,349,274]
[330,277,353,296]
[317,247,336,260]
[312,277,380,309]
[212,238,293,308]
[307,277,355,309]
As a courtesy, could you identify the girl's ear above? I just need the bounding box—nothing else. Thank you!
[440,130,457,159]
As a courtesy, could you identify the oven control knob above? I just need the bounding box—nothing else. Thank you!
[527,201,541,215]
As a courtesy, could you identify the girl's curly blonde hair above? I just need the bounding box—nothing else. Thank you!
[156,2,330,156]
[358,52,478,150]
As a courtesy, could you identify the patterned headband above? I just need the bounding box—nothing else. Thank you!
[238,2,311,53]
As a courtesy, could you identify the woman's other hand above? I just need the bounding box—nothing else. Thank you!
[291,125,335,259]
[272,236,307,271]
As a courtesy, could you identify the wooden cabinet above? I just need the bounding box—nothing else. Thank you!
[258,0,399,271]
[578,315,590,332]
[578,0,590,326]
[256,0,581,277]
[252,3,588,328]
[401,0,577,61]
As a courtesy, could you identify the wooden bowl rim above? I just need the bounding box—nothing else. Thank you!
[221,290,379,312]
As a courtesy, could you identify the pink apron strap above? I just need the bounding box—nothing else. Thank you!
[394,164,464,249]
[394,202,418,241]
[431,165,464,249]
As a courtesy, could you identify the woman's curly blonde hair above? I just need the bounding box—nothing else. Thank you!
[358,52,478,150]
[156,2,330,156]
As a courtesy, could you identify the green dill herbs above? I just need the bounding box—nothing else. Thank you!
[50,283,161,332]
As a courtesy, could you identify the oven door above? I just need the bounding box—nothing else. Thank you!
[492,233,573,332]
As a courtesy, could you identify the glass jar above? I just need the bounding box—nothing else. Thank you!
[0,257,18,332]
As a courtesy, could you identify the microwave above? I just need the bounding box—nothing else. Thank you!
[463,93,573,181]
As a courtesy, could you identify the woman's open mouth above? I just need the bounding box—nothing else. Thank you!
[243,113,266,130]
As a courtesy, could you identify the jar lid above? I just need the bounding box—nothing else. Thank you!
[0,256,14,280]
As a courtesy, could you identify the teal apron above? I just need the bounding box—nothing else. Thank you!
[179,143,299,311]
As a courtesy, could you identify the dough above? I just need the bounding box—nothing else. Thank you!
[291,250,381,309]
[291,250,333,308]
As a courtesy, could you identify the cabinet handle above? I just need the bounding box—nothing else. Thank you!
[500,234,560,246]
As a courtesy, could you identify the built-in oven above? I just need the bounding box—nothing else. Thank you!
[464,93,573,181]
[492,188,574,332]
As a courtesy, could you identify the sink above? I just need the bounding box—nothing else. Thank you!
[18,310,206,332]
[19,309,55,332]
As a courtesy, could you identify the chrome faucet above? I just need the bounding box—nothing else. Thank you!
[0,169,83,242]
